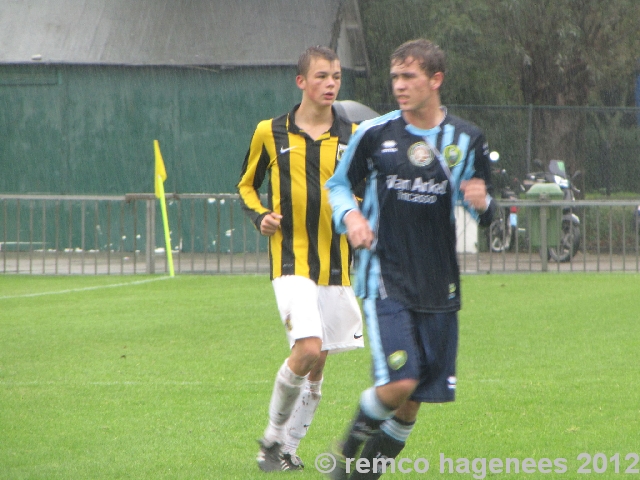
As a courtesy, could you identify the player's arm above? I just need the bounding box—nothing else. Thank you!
[461,135,496,227]
[326,127,374,249]
[237,121,281,235]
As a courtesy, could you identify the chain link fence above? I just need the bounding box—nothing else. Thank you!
[373,104,640,197]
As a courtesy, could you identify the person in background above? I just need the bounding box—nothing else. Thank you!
[237,45,364,472]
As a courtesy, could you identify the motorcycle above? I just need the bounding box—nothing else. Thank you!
[523,159,582,262]
[486,154,581,261]
[486,151,524,253]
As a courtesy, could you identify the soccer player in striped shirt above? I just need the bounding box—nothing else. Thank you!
[237,46,364,472]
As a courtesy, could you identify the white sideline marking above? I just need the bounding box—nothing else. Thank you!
[0,381,203,386]
[0,276,172,300]
[0,380,271,386]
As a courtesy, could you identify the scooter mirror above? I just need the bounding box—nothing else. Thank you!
[489,151,500,162]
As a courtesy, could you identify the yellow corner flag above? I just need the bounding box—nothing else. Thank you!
[154,140,167,199]
[153,140,174,277]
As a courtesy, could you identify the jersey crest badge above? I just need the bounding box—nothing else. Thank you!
[336,143,347,162]
[443,144,462,167]
[407,142,434,167]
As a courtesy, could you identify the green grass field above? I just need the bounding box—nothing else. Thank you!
[1,273,639,479]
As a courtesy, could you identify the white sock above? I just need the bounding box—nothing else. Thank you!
[263,359,307,446]
[283,378,323,455]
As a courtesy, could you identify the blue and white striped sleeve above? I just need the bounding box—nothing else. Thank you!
[326,124,369,234]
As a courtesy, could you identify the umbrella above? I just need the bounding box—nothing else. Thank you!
[334,100,380,124]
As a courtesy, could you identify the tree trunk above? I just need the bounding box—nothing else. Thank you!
[532,108,585,176]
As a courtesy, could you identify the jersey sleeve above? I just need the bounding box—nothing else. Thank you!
[237,120,272,229]
[469,133,496,226]
[470,134,491,185]
[326,124,371,234]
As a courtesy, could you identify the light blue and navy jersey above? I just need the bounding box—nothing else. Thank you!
[327,109,495,312]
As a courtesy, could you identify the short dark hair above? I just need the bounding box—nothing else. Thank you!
[390,39,446,77]
[297,45,339,76]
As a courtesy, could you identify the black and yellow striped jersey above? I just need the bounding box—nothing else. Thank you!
[237,104,356,286]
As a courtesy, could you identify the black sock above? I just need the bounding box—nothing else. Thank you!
[341,407,385,459]
[362,428,406,460]
[349,428,407,479]
[351,415,415,479]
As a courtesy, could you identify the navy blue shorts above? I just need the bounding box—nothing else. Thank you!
[363,296,458,403]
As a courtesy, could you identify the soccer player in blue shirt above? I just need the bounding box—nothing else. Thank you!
[325,39,496,479]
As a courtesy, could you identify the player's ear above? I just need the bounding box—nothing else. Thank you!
[296,74,306,90]
[430,72,444,90]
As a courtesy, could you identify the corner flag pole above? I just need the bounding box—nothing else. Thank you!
[154,140,175,277]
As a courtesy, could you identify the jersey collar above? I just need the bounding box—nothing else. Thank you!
[403,106,448,137]
[287,103,343,139]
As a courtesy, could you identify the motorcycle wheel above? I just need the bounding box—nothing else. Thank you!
[486,208,513,252]
[548,220,581,262]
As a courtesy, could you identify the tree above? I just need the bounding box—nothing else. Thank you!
[491,0,640,173]
[355,0,640,185]
[356,0,639,109]
[355,0,517,109]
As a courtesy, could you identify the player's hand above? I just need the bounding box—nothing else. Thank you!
[260,212,283,236]
[460,178,488,212]
[344,210,374,250]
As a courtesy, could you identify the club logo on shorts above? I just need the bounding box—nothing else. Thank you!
[408,142,434,167]
[443,144,462,167]
[387,350,408,370]
[336,143,347,162]
[449,283,457,299]
[447,376,457,390]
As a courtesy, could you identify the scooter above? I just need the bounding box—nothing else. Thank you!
[523,159,582,262]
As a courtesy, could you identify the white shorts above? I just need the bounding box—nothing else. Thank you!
[272,275,364,353]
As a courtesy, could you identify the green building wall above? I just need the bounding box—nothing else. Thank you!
[0,64,356,195]
[0,64,356,256]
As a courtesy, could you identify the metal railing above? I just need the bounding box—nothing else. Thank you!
[1,194,639,275]
[0,193,269,275]
[472,199,640,274]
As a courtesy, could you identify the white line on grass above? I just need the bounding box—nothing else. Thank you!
[0,379,272,386]
[0,381,203,386]
[0,276,173,300]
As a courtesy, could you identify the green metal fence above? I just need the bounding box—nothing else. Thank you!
[2,194,639,275]
[0,194,269,275]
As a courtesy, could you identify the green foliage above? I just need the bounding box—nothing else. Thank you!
[581,118,640,195]
[355,0,519,107]
[356,0,640,108]
[355,1,640,186]
[2,274,640,479]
